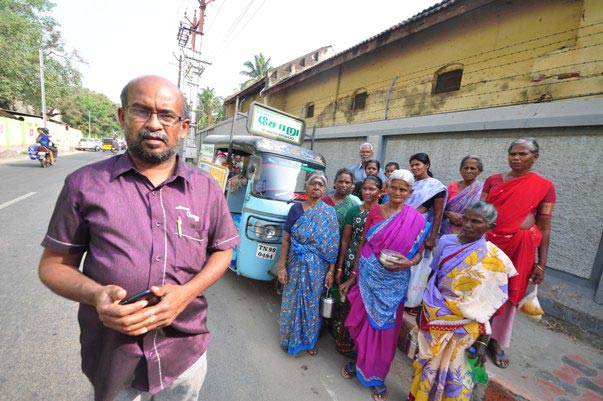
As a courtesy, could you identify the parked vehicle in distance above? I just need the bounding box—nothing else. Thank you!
[76,137,101,151]
[118,139,127,150]
[102,137,118,153]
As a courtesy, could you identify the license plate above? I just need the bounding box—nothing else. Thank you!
[38,152,46,155]
[256,243,277,260]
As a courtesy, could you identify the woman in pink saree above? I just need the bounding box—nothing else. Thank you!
[339,170,430,401]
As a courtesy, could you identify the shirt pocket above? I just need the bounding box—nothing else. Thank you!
[174,219,208,275]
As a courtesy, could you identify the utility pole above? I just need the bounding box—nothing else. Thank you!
[39,48,47,128]
[176,0,214,162]
[88,110,91,137]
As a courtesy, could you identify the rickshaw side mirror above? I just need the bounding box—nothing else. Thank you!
[246,155,262,179]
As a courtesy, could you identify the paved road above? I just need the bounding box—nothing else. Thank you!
[0,152,414,401]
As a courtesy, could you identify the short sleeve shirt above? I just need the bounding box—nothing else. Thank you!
[41,153,239,400]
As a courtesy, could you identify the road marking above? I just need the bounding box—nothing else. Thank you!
[0,192,36,210]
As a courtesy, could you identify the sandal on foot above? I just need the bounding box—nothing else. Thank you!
[489,347,509,368]
[306,347,318,356]
[341,362,356,379]
[371,385,388,401]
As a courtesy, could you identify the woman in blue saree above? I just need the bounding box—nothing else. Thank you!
[278,171,340,356]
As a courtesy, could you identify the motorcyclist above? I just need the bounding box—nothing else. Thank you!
[36,127,57,164]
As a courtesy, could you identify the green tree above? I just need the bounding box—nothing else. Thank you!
[61,88,121,138]
[196,87,223,129]
[0,0,82,111]
[239,53,271,89]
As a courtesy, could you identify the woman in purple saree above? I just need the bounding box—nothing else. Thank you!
[339,170,429,401]
[409,202,516,401]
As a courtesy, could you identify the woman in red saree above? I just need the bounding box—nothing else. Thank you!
[480,138,555,368]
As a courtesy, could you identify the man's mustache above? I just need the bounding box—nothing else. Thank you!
[138,130,168,144]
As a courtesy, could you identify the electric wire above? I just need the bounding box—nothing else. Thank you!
[271,24,603,113]
[207,0,257,61]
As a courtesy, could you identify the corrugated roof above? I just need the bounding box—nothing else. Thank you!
[224,0,480,103]
[334,0,457,61]
[264,0,466,92]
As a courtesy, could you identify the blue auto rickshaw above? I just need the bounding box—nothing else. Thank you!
[200,135,327,281]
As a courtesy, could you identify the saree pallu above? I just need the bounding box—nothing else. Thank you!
[410,236,516,401]
[279,201,340,354]
[323,195,360,233]
[406,177,448,226]
[486,172,553,306]
[440,181,483,235]
[346,205,428,387]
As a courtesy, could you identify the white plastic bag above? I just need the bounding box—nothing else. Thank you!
[518,285,544,320]
[406,250,433,308]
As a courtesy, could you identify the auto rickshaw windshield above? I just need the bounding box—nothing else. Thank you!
[251,154,320,202]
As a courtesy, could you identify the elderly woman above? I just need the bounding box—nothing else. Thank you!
[441,155,484,235]
[340,170,430,401]
[323,168,362,233]
[334,175,383,356]
[409,201,517,401]
[407,153,447,250]
[278,171,340,356]
[480,138,556,368]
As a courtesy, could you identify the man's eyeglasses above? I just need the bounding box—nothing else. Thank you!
[124,105,184,127]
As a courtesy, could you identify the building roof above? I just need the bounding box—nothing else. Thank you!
[224,0,497,105]
[0,108,67,125]
[264,0,495,94]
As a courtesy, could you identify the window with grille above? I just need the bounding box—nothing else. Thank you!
[352,91,367,110]
[433,68,463,94]
[306,103,314,118]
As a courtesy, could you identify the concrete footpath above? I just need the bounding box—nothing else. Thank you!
[399,311,603,401]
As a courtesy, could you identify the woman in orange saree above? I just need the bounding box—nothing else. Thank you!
[480,138,556,368]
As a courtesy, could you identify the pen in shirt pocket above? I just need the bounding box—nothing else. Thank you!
[177,216,182,238]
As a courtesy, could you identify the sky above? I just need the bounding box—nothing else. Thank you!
[52,0,441,103]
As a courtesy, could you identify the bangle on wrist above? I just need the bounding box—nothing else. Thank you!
[535,264,545,272]
[475,340,488,347]
[336,268,342,272]
[350,271,356,276]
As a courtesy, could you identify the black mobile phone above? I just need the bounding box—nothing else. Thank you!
[118,289,161,306]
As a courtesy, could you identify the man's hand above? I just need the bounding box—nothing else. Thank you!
[95,285,156,336]
[95,284,196,336]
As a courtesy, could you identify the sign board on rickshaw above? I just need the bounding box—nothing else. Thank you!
[247,102,305,145]
[199,143,215,161]
[198,160,229,191]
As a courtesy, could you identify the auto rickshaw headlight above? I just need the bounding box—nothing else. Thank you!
[247,216,283,243]
[254,222,277,240]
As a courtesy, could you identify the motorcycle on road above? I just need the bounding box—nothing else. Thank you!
[27,144,53,168]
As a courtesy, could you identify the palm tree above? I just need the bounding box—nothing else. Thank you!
[197,87,223,129]
[240,53,271,89]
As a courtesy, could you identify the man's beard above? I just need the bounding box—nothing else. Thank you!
[127,129,178,164]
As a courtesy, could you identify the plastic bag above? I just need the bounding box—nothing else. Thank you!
[518,285,544,320]
[406,250,433,308]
